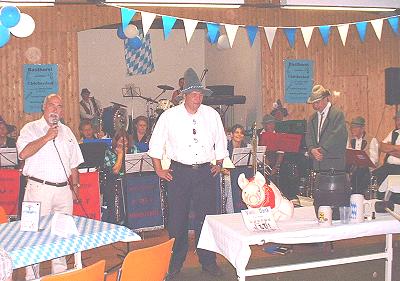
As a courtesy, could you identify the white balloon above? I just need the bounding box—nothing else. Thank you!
[9,13,35,38]
[124,24,139,39]
[217,34,230,50]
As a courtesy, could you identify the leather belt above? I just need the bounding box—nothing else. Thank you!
[171,160,210,169]
[28,176,68,187]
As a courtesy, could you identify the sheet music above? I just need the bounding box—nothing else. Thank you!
[125,152,154,173]
[0,148,18,167]
[232,146,266,167]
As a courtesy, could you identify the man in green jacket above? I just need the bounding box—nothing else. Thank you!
[306,84,348,171]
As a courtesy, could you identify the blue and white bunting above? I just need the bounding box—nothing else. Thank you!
[162,15,177,39]
[183,18,198,43]
[141,12,156,36]
[337,24,349,46]
[284,28,296,48]
[388,17,399,35]
[120,8,136,32]
[224,24,239,48]
[356,22,368,42]
[245,25,258,47]
[301,26,314,47]
[207,23,220,44]
[319,25,331,45]
[371,19,383,40]
[263,27,277,49]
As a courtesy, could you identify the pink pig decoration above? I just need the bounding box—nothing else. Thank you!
[238,171,294,221]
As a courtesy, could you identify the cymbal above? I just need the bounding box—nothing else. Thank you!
[111,102,127,108]
[157,84,174,91]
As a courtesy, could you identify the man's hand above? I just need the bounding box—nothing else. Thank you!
[210,164,222,177]
[71,184,81,203]
[311,147,324,161]
[156,169,173,181]
[44,125,58,142]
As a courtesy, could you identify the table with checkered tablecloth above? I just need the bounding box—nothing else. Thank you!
[0,215,141,269]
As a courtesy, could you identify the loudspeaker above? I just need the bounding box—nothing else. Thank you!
[385,67,400,105]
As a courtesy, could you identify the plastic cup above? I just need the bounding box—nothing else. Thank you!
[339,206,351,224]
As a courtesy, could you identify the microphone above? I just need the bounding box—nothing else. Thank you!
[49,113,59,142]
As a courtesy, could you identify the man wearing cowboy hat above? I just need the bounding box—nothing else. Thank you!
[305,84,347,171]
[372,110,400,187]
[148,68,228,279]
[347,116,377,194]
[79,88,102,127]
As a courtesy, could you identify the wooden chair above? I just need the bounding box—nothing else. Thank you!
[106,238,175,281]
[41,260,106,281]
[0,206,8,224]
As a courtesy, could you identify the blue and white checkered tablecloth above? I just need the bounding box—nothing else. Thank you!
[0,215,141,269]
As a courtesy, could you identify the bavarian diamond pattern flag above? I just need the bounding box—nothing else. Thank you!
[124,30,155,75]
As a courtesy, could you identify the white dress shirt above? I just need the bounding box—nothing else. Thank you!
[17,117,84,182]
[148,103,228,165]
[317,102,331,143]
[383,129,400,165]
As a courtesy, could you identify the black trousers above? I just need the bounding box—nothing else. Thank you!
[372,164,400,203]
[167,162,218,271]
[350,167,371,194]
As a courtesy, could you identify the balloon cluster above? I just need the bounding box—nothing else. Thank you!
[116,24,142,50]
[0,6,35,48]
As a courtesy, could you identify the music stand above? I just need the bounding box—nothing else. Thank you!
[0,148,18,167]
[232,146,266,167]
[346,149,376,168]
[125,152,154,174]
[259,132,302,153]
[83,138,112,148]
[78,143,107,170]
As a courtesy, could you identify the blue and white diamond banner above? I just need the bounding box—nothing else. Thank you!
[124,30,155,76]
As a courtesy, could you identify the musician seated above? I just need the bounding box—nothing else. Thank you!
[0,116,16,148]
[259,114,284,176]
[227,124,247,158]
[270,99,288,122]
[171,77,184,105]
[130,115,150,153]
[346,116,377,194]
[103,129,134,223]
[79,120,97,143]
[373,111,400,200]
[79,88,102,126]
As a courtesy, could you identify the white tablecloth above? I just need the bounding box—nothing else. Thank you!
[0,215,141,269]
[198,206,400,272]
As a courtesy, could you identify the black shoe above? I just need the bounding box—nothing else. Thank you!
[166,268,181,280]
[202,263,224,277]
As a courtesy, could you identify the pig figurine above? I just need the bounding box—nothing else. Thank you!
[238,171,294,221]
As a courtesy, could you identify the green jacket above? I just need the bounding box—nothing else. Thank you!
[306,105,348,171]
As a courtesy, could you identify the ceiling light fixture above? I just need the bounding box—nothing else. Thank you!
[280,0,399,12]
[105,0,243,8]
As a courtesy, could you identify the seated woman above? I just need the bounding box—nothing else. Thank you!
[103,129,134,224]
[79,120,97,143]
[227,124,247,158]
[131,115,150,153]
[0,117,16,148]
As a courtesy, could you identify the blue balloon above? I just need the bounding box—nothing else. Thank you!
[0,6,20,28]
[117,25,127,40]
[0,23,10,48]
[127,36,142,50]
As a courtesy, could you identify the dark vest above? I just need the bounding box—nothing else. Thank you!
[384,129,399,163]
[80,97,100,117]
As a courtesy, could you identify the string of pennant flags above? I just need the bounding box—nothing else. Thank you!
[111,4,400,48]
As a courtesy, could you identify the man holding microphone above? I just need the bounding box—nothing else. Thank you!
[17,94,83,280]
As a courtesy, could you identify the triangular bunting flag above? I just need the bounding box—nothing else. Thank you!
[301,26,314,47]
[371,19,383,40]
[183,18,198,43]
[337,24,349,46]
[141,12,156,36]
[206,22,220,44]
[356,22,368,42]
[224,24,239,48]
[283,28,296,48]
[263,27,277,49]
[319,25,331,45]
[121,7,136,32]
[388,17,399,35]
[162,15,177,39]
[245,25,258,47]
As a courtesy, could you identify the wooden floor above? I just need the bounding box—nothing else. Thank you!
[12,228,400,281]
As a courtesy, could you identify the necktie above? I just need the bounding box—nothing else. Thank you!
[318,112,324,141]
